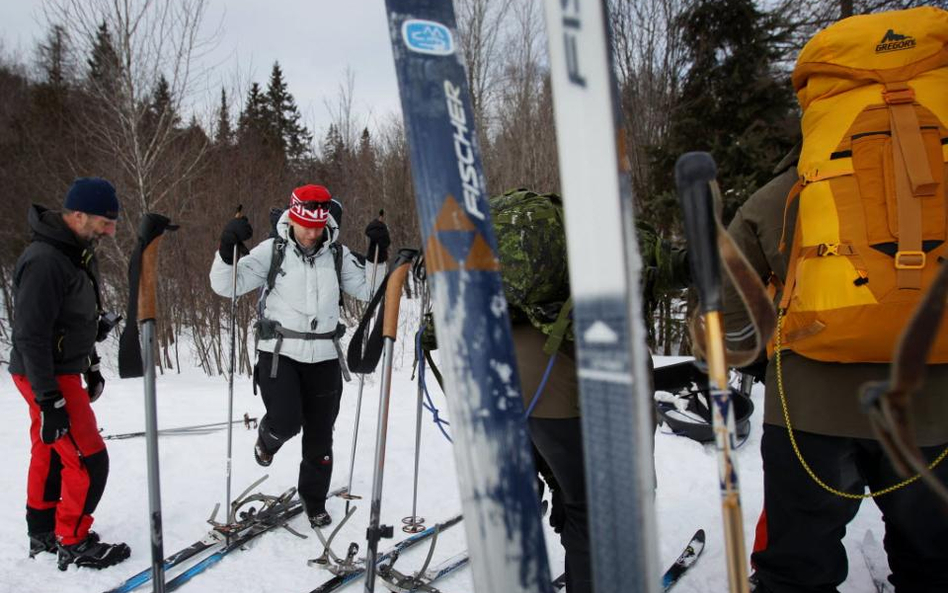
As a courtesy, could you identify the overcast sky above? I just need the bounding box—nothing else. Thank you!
[0,1,404,141]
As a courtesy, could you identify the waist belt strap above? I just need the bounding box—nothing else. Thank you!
[264,321,339,378]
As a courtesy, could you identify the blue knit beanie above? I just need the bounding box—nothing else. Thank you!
[64,178,120,220]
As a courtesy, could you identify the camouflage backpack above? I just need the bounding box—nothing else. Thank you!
[491,189,572,350]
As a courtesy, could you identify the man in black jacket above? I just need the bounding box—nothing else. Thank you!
[10,178,130,570]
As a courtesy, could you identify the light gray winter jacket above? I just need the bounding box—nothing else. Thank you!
[209,210,377,364]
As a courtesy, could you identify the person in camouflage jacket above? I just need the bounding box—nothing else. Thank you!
[425,191,689,593]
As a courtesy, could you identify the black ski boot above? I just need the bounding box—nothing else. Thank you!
[57,534,130,570]
[29,532,56,558]
[309,511,332,529]
[32,530,99,558]
[254,436,273,467]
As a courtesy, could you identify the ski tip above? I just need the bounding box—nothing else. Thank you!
[694,529,706,543]
[674,152,717,186]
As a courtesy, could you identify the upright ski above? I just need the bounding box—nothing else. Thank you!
[308,515,463,593]
[384,2,551,592]
[541,1,660,591]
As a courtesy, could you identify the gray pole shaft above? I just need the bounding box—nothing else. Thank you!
[344,251,380,501]
[364,338,395,593]
[409,364,424,521]
[225,245,238,522]
[345,376,367,502]
[142,320,165,593]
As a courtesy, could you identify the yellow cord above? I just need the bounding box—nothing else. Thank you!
[775,311,948,499]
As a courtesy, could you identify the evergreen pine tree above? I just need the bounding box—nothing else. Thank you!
[37,25,71,90]
[237,82,272,146]
[651,0,797,222]
[144,74,180,133]
[215,87,233,146]
[264,62,311,161]
[86,21,120,95]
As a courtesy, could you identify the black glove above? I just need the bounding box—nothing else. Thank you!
[549,485,566,534]
[38,394,70,444]
[85,362,105,402]
[96,311,123,342]
[219,216,253,264]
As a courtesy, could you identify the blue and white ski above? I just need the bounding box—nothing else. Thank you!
[550,529,704,592]
[380,551,470,593]
[662,529,705,591]
[308,515,464,593]
[383,2,552,593]
[541,0,661,591]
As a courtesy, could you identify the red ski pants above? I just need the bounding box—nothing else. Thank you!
[14,373,108,545]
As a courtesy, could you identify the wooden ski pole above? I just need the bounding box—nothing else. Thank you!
[676,151,750,593]
[136,213,178,593]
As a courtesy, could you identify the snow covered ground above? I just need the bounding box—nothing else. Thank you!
[0,299,887,593]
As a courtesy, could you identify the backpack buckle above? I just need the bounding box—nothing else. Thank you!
[817,243,840,256]
[883,87,915,105]
[895,250,925,270]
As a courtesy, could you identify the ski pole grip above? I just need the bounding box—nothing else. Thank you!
[138,235,164,322]
[676,151,722,314]
[136,213,179,323]
[382,249,419,339]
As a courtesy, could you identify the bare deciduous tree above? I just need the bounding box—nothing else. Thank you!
[44,0,215,219]
[455,0,514,129]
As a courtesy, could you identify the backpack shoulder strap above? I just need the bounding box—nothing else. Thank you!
[267,237,287,292]
[257,237,287,318]
[332,242,344,307]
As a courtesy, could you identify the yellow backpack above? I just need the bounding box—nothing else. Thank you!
[777,6,948,363]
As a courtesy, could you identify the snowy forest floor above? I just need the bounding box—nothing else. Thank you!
[0,300,888,593]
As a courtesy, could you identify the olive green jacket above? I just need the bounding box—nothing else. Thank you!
[723,148,948,445]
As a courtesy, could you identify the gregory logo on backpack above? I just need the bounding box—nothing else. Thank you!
[402,20,454,55]
[875,29,916,53]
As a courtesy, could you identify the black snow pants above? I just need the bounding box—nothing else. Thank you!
[255,352,342,516]
[529,417,592,593]
[752,423,948,593]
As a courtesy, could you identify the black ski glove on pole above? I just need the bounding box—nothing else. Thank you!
[38,394,70,444]
[85,362,105,402]
[219,216,253,265]
[96,312,123,342]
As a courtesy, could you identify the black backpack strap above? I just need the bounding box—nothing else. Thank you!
[267,238,287,292]
[346,272,388,374]
[332,243,344,307]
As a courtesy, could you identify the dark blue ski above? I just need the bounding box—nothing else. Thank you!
[384,2,552,592]
[163,501,305,591]
[103,538,218,593]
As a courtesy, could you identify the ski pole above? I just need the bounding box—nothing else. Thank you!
[342,248,381,513]
[676,151,750,593]
[226,205,243,527]
[403,287,430,534]
[103,414,258,440]
[135,213,178,593]
[364,249,417,593]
